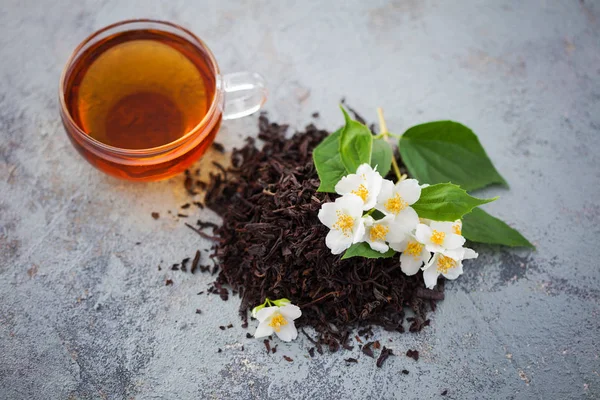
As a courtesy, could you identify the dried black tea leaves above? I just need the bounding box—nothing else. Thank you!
[203,113,441,352]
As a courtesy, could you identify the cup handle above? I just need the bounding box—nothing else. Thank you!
[221,72,268,120]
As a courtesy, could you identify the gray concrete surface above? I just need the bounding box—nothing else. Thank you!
[1,0,599,399]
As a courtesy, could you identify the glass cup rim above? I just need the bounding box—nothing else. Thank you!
[58,18,222,156]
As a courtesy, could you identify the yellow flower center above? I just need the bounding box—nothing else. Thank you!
[436,255,457,274]
[268,313,288,332]
[430,230,445,245]
[404,241,424,258]
[351,184,369,202]
[453,223,461,235]
[369,224,390,242]
[384,193,408,215]
[333,211,355,236]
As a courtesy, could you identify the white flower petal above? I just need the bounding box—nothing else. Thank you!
[386,229,409,245]
[317,202,338,228]
[463,248,478,260]
[275,322,298,342]
[355,163,379,178]
[388,208,419,241]
[443,247,465,261]
[336,194,364,216]
[279,304,302,321]
[352,219,366,244]
[326,229,353,255]
[388,239,408,252]
[430,221,454,233]
[367,239,389,253]
[420,248,432,264]
[415,224,433,245]
[364,182,383,210]
[376,179,395,206]
[362,215,376,227]
[422,263,441,289]
[399,252,423,275]
[443,262,464,280]
[255,306,278,322]
[422,253,437,271]
[254,321,275,338]
[444,233,466,250]
[334,174,363,196]
[396,179,421,205]
[363,197,378,210]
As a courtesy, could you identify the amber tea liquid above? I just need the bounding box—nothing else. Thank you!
[64,29,216,149]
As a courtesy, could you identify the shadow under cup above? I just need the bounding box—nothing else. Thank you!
[59,20,265,182]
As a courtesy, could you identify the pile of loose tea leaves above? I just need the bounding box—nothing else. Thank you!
[203,113,444,350]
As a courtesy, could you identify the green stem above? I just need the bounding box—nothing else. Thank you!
[377,107,402,181]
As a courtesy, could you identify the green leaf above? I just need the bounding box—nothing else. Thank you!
[313,128,347,192]
[462,207,534,248]
[370,138,393,176]
[271,298,292,307]
[370,210,387,220]
[412,183,497,221]
[342,242,396,260]
[339,106,373,173]
[399,121,507,191]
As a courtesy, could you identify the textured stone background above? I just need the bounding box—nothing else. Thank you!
[1,0,599,399]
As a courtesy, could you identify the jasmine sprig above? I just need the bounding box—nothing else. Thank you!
[251,298,301,342]
[313,106,533,249]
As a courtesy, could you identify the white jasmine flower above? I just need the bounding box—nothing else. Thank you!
[389,235,432,276]
[415,220,465,254]
[318,194,365,254]
[422,247,478,289]
[253,303,302,342]
[375,179,421,226]
[334,163,383,210]
[362,215,413,253]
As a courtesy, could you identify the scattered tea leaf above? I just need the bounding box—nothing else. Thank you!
[376,346,394,368]
[362,342,375,358]
[406,349,419,361]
